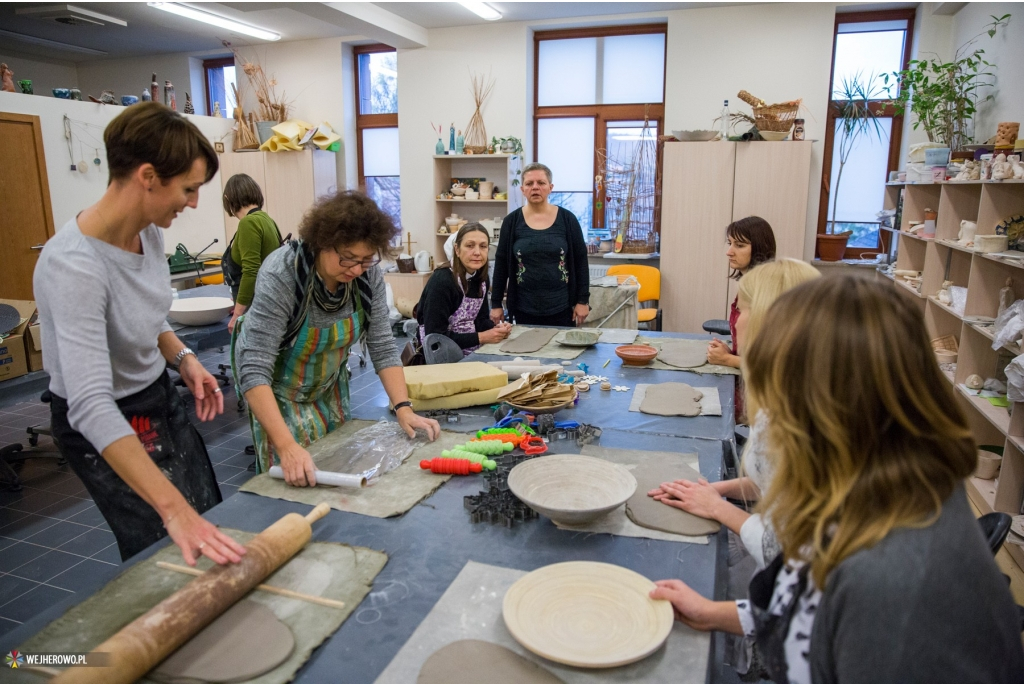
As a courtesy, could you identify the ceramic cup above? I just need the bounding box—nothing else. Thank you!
[17,80,32,94]
[52,88,70,99]
[478,181,494,199]
[466,190,480,200]
[121,95,139,106]
[975,450,1002,480]
[69,88,82,101]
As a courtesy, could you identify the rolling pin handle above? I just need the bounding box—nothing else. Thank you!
[305,502,331,524]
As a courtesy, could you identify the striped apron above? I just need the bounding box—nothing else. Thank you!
[233,300,364,473]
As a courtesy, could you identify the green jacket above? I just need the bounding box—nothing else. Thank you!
[231,210,281,306]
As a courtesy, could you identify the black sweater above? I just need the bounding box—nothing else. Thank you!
[490,206,590,315]
[415,267,494,349]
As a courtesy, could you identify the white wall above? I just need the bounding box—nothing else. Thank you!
[77,52,199,111]
[398,3,838,262]
[0,91,234,251]
[0,52,79,96]
[951,3,1023,143]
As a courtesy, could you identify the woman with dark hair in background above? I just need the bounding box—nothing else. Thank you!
[221,173,283,333]
[415,223,511,355]
[490,163,590,328]
[706,216,776,368]
[233,191,440,488]
[34,102,245,566]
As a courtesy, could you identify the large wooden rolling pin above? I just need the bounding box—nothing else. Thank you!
[52,503,331,684]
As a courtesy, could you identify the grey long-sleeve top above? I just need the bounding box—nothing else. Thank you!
[234,245,401,395]
[33,219,174,454]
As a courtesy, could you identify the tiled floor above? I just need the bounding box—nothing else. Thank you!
[0,343,391,638]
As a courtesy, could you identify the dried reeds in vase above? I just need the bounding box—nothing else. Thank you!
[232,47,289,123]
[230,82,260,151]
[464,72,494,154]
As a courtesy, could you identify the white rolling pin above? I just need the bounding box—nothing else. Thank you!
[488,358,541,369]
[268,466,366,488]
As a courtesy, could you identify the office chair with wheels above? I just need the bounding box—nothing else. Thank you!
[1,390,65,491]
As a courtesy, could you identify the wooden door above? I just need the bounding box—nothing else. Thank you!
[733,141,813,260]
[218,151,266,243]
[660,142,735,333]
[0,113,54,300]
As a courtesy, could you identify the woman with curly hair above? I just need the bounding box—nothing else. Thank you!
[233,191,440,487]
[650,276,1024,682]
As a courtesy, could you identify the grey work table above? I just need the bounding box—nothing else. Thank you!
[0,331,735,684]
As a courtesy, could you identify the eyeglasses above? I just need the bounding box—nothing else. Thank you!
[333,247,381,269]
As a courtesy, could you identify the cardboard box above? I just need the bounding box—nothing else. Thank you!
[0,299,37,383]
[26,323,43,372]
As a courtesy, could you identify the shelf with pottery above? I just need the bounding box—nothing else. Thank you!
[888,179,1024,540]
[433,153,522,260]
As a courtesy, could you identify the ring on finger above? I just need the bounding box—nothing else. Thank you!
[198,542,207,550]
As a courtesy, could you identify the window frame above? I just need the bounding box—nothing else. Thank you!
[533,24,667,234]
[817,8,915,258]
[202,56,235,117]
[353,43,398,190]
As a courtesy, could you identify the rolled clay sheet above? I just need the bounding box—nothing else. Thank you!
[268,466,366,488]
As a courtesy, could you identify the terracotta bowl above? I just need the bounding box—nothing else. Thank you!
[615,344,658,366]
[508,455,637,524]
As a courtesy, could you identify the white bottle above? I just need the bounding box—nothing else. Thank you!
[720,100,730,140]
[171,288,179,300]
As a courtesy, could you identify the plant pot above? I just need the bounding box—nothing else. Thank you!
[816,233,850,261]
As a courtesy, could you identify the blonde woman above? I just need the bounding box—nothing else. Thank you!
[650,259,820,568]
[652,276,1024,682]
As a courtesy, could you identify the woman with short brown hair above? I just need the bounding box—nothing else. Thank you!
[34,102,244,566]
[233,191,440,487]
[651,276,1024,682]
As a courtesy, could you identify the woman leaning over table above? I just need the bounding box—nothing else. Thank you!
[233,191,439,488]
[652,275,1024,682]
[490,163,590,328]
[33,102,245,566]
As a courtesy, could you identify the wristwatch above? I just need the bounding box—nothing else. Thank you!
[173,347,196,370]
[393,400,413,412]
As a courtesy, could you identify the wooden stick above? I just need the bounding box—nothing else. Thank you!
[155,561,346,610]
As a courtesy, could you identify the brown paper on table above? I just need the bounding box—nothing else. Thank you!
[241,420,468,518]
[17,532,387,685]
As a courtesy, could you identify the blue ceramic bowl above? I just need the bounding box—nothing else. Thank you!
[121,95,139,106]
[52,88,70,99]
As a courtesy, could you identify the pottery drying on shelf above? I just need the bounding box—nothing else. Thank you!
[502,561,673,668]
[507,455,636,525]
[615,344,658,366]
[671,129,718,142]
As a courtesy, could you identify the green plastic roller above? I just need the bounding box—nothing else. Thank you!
[457,441,513,455]
[441,449,497,470]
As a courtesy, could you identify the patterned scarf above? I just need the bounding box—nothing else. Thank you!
[280,240,372,350]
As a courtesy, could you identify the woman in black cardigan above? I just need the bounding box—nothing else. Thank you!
[490,163,590,327]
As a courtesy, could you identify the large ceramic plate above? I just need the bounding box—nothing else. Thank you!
[503,561,673,668]
[168,297,234,326]
[507,454,635,524]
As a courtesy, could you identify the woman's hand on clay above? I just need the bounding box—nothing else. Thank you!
[164,505,247,566]
[479,322,512,344]
[178,354,224,422]
[573,303,590,326]
[650,579,720,631]
[653,478,723,520]
[276,441,317,487]
[490,307,506,325]
[397,406,440,441]
[706,339,733,366]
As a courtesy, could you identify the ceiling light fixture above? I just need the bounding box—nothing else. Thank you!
[458,1,502,21]
[0,28,107,55]
[147,2,280,41]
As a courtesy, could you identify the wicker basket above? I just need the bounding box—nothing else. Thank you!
[931,334,959,353]
[737,90,800,133]
[619,236,658,254]
[464,145,487,155]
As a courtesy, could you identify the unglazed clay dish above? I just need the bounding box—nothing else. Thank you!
[507,455,636,524]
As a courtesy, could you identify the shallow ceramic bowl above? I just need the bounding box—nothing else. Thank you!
[508,455,637,524]
[976,449,1003,480]
[672,129,718,142]
[759,130,790,141]
[451,186,467,196]
[558,329,600,347]
[52,88,70,99]
[934,349,958,364]
[168,297,234,326]
[445,217,462,228]
[615,344,658,366]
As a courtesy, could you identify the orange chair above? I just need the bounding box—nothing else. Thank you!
[606,264,661,331]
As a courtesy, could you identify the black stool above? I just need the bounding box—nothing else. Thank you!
[702,319,731,336]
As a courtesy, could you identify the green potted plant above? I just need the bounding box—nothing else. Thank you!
[883,14,1010,152]
[491,136,523,155]
[819,74,888,261]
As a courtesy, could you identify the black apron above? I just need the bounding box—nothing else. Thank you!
[50,371,221,561]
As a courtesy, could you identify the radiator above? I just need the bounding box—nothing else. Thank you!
[589,264,610,280]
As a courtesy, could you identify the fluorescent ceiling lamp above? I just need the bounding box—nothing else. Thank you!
[147,2,280,41]
[0,27,107,55]
[458,1,501,21]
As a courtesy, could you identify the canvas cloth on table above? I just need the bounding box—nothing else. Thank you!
[583,281,639,330]
[241,420,467,518]
[14,532,387,685]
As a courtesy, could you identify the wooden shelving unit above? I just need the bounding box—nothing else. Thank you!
[890,180,1024,574]
[432,154,522,260]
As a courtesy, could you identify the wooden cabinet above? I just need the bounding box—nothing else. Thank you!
[660,141,813,333]
[217,150,338,243]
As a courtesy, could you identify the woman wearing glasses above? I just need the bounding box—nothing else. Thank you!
[233,191,440,487]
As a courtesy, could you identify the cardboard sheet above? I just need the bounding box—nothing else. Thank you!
[635,337,740,376]
[241,420,467,518]
[16,532,387,685]
[404,362,508,401]
[476,327,587,360]
[376,561,710,684]
[629,385,722,417]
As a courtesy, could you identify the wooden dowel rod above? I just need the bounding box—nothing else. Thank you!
[155,561,345,610]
